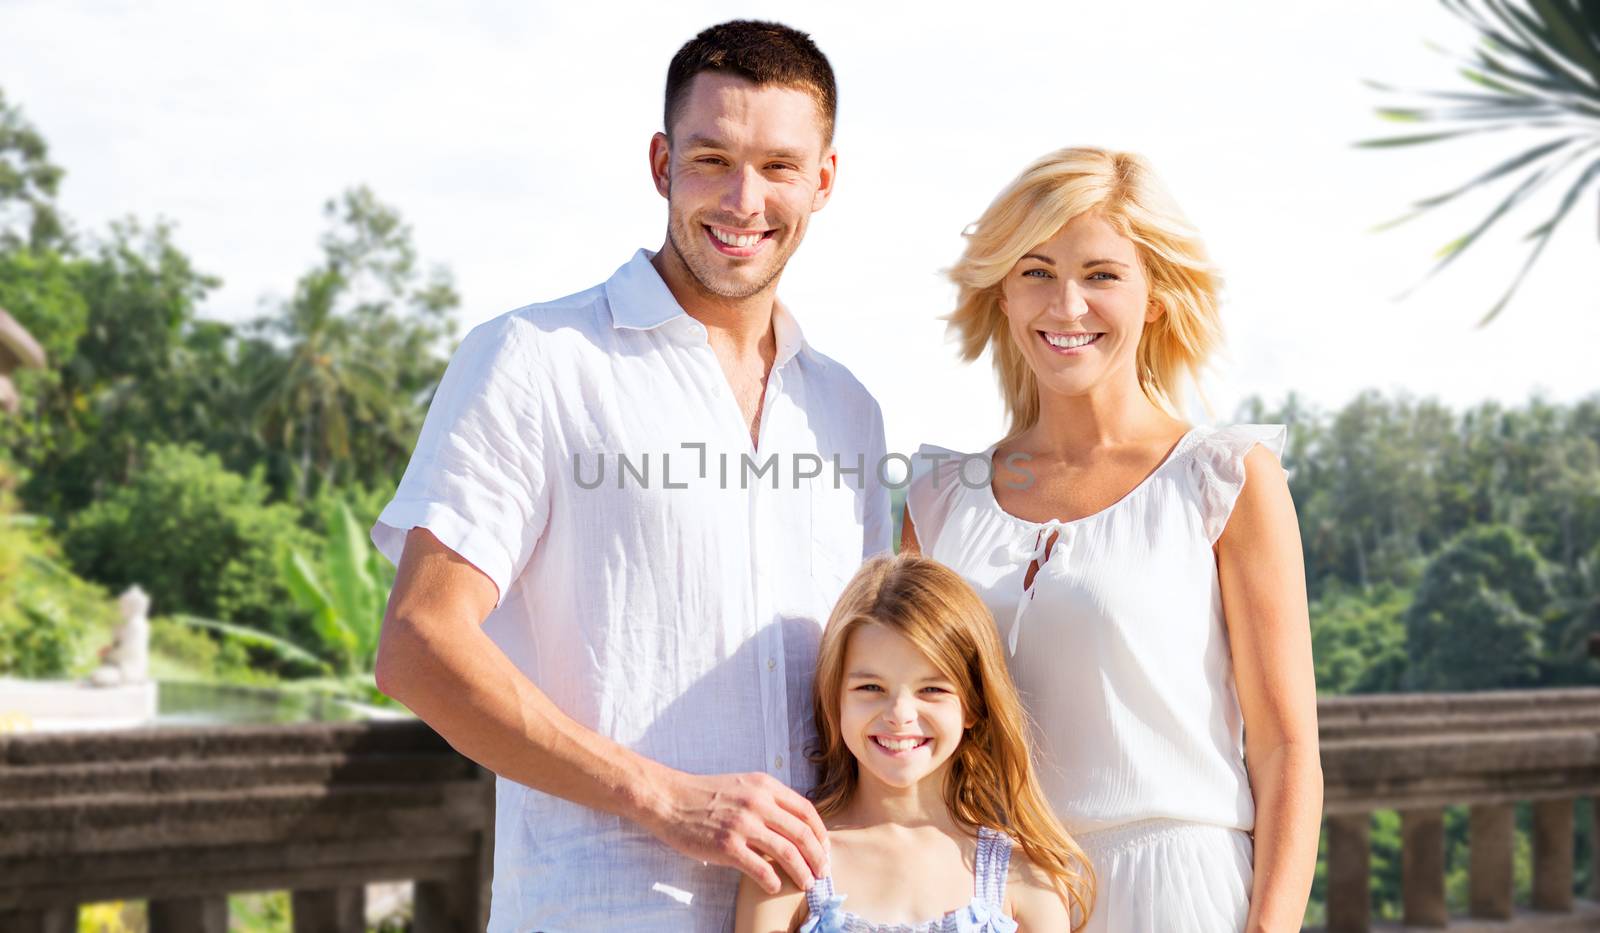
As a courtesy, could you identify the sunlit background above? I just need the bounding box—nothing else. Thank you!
[4,2,1599,930]
[5,1,1597,454]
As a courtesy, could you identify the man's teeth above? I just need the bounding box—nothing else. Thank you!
[712,228,764,248]
[1044,332,1100,349]
[873,736,928,751]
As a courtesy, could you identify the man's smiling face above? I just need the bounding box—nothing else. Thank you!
[651,72,836,302]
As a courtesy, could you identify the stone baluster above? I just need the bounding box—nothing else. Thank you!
[0,908,75,933]
[1469,802,1515,919]
[292,886,366,933]
[1401,807,1447,927]
[1532,798,1575,912]
[147,895,228,933]
[1325,812,1371,933]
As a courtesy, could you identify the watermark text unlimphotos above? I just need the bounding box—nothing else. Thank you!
[570,443,1037,491]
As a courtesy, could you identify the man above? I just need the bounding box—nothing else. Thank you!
[371,20,890,931]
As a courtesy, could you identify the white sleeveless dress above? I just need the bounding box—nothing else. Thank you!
[905,425,1285,933]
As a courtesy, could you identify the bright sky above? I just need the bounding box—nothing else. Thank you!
[4,1,1597,455]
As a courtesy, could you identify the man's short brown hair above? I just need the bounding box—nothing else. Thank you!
[664,20,837,145]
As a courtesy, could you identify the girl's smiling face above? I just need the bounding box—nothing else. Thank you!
[1000,211,1162,400]
[838,622,968,791]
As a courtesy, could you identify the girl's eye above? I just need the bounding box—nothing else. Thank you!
[854,683,884,692]
[920,686,951,695]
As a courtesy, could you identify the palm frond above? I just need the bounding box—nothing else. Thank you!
[1366,0,1600,323]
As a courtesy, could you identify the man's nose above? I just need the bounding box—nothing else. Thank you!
[721,164,766,219]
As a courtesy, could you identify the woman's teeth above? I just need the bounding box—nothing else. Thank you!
[872,735,930,752]
[711,228,765,248]
[1043,332,1101,349]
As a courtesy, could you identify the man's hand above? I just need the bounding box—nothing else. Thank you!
[641,769,830,894]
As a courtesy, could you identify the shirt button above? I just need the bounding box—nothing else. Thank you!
[774,755,784,769]
[767,657,777,671]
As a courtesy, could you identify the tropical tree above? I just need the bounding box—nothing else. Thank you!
[1363,0,1600,324]
[246,186,457,502]
[0,85,67,251]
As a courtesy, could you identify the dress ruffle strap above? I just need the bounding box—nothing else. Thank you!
[1186,424,1287,544]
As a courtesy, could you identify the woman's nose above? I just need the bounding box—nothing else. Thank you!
[1050,279,1090,320]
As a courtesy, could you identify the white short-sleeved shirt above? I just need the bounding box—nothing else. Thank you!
[905,425,1284,837]
[373,250,891,932]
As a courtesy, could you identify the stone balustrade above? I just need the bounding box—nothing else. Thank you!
[1319,687,1600,931]
[4,689,1600,931]
[0,719,493,932]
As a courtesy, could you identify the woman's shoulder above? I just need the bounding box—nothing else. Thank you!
[905,441,999,548]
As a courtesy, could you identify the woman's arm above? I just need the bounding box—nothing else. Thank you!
[1006,851,1075,932]
[1217,446,1323,933]
[734,871,808,933]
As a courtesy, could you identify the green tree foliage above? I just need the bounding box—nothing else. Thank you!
[280,495,394,679]
[0,87,66,251]
[245,186,458,502]
[1405,524,1552,690]
[61,443,316,645]
[1310,583,1410,694]
[0,459,119,677]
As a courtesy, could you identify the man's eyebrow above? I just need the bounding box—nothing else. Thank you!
[681,135,728,150]
[681,136,809,162]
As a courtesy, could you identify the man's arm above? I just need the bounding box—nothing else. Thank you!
[373,526,830,894]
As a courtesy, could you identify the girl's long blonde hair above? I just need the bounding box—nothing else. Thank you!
[809,554,1095,925]
[947,147,1223,438]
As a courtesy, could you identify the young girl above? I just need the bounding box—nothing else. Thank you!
[734,554,1095,932]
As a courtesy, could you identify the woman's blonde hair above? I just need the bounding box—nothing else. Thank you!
[809,554,1095,925]
[947,147,1222,437]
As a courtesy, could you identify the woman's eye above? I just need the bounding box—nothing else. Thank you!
[1021,268,1052,279]
[1087,271,1120,281]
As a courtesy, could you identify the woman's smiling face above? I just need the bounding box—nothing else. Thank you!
[1000,211,1161,401]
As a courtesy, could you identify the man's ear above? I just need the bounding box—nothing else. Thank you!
[811,146,838,212]
[649,132,671,199]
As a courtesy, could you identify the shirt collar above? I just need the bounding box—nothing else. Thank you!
[604,249,807,367]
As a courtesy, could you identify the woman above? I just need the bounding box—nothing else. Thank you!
[902,148,1320,932]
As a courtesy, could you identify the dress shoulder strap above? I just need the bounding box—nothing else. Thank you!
[799,876,845,932]
[974,826,1014,909]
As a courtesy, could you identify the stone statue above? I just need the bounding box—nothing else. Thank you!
[89,586,151,687]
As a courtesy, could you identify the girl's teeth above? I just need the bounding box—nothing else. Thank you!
[874,736,928,751]
[712,228,762,248]
[1044,333,1099,349]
